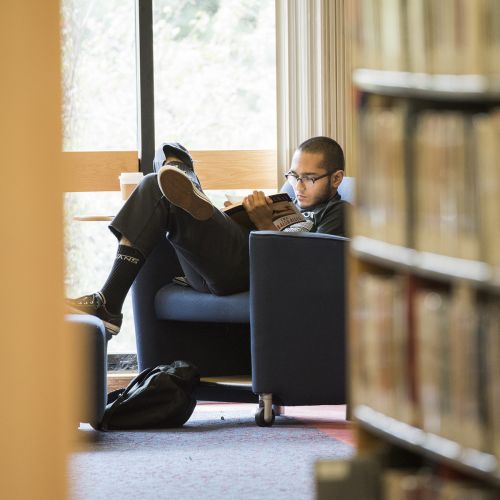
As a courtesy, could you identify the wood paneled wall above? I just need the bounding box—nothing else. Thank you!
[63,150,278,192]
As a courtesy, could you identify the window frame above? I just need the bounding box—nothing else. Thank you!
[63,149,278,192]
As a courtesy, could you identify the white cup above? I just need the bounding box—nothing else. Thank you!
[119,172,144,201]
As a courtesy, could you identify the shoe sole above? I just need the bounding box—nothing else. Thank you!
[158,167,213,221]
[66,304,121,335]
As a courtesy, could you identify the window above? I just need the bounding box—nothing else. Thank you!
[61,0,137,151]
[62,0,277,355]
[153,0,276,149]
[62,0,139,354]
[64,192,135,354]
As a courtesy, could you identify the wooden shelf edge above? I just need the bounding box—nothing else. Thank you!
[73,215,115,222]
[351,236,500,291]
[354,405,500,488]
[353,69,500,101]
[351,236,415,270]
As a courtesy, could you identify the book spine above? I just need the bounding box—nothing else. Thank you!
[358,105,500,263]
[355,273,499,458]
[473,111,500,269]
[318,452,499,498]
[354,97,408,246]
[353,271,415,424]
[382,468,498,498]
[355,0,498,75]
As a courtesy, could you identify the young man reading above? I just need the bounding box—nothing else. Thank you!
[67,136,348,335]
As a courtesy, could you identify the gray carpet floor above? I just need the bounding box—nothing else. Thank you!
[70,405,354,500]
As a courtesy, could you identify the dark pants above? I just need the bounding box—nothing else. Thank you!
[109,173,251,295]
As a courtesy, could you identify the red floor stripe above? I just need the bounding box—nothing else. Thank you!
[197,403,356,447]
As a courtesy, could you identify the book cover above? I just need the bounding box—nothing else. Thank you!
[222,192,306,231]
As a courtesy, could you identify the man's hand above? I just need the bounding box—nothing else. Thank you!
[242,191,276,230]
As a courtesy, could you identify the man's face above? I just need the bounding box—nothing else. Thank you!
[289,151,343,209]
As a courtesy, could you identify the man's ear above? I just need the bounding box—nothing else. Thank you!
[331,169,344,189]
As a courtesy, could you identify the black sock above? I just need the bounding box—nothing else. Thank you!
[100,245,145,314]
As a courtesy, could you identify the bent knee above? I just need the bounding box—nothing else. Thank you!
[137,172,159,191]
[143,172,157,183]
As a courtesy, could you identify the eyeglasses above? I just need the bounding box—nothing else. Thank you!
[284,171,332,187]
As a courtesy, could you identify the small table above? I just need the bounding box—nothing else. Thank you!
[73,215,115,222]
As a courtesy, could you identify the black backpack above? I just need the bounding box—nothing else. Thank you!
[98,361,200,430]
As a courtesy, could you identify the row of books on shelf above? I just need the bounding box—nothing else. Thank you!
[383,467,498,499]
[351,0,500,76]
[317,455,499,499]
[351,271,500,459]
[354,99,500,269]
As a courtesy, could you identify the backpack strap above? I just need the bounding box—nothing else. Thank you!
[99,366,157,431]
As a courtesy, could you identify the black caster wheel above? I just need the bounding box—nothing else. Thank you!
[255,407,275,427]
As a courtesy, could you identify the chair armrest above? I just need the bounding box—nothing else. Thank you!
[249,231,348,307]
[249,231,348,404]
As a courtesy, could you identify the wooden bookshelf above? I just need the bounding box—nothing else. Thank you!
[336,1,500,497]
[351,236,499,290]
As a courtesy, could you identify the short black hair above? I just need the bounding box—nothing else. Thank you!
[297,136,345,174]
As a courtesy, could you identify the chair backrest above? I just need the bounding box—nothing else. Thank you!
[281,176,355,204]
[338,176,355,204]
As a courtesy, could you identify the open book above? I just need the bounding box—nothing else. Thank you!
[222,193,306,231]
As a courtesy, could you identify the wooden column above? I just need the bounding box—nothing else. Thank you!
[0,2,73,499]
